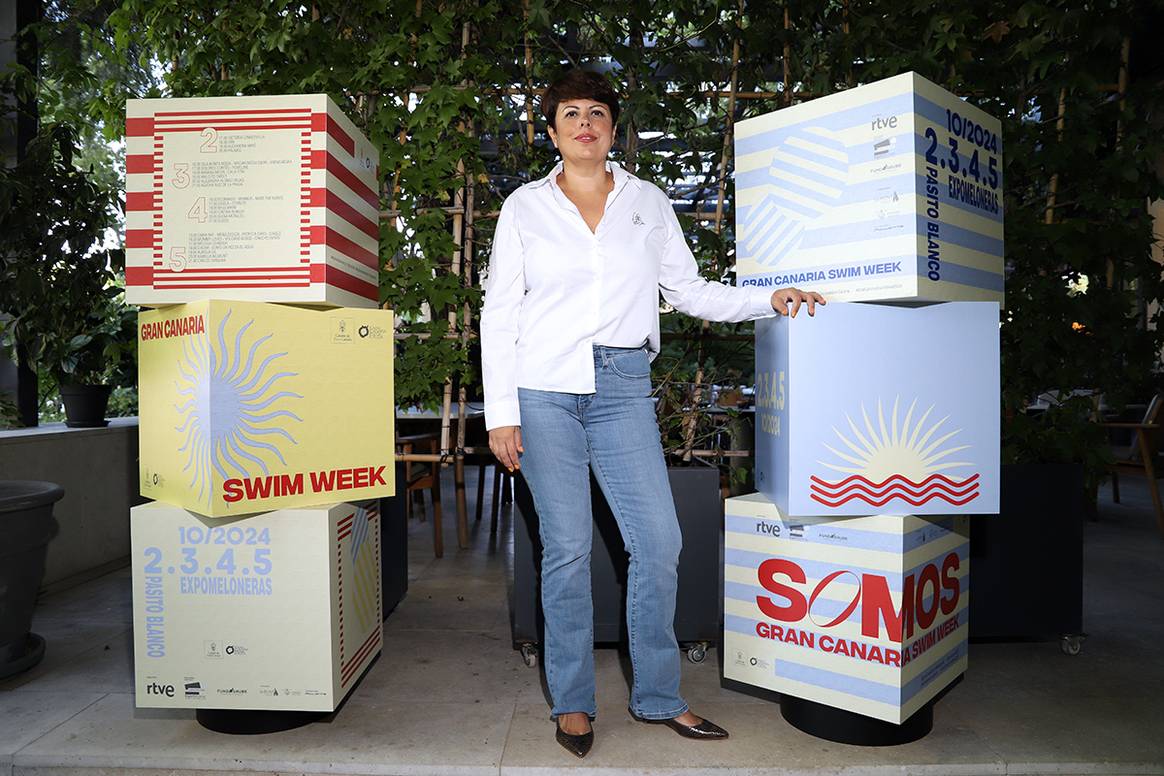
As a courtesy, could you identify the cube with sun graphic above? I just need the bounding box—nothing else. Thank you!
[132,500,382,711]
[138,299,395,517]
[722,493,969,724]
[754,301,999,516]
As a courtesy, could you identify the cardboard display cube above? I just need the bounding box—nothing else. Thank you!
[125,94,380,308]
[132,500,382,711]
[754,301,999,517]
[138,300,395,517]
[722,493,969,724]
[734,72,1003,304]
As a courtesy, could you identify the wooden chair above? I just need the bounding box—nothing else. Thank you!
[1103,393,1164,537]
[397,432,444,558]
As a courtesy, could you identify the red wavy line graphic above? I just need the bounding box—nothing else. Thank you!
[810,478,980,500]
[810,487,980,508]
[810,472,980,489]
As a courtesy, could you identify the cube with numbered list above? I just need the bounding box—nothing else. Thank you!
[125,94,380,307]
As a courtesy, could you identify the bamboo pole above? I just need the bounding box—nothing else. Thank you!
[524,0,535,147]
[680,1,743,462]
[1043,86,1067,227]
[843,0,853,87]
[625,22,643,174]
[452,22,481,549]
[441,19,477,549]
[1116,36,1130,144]
[783,5,792,107]
[440,17,473,463]
[1108,36,1131,289]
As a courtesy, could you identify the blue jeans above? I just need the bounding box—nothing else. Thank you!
[517,345,688,721]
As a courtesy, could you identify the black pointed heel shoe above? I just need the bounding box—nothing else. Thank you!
[632,712,729,740]
[555,721,594,758]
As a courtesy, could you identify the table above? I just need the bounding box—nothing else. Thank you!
[396,402,487,550]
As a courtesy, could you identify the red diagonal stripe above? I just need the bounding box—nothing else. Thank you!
[311,150,378,209]
[308,187,379,240]
[313,112,355,156]
[342,628,380,671]
[342,631,382,683]
[319,263,378,301]
[312,225,378,269]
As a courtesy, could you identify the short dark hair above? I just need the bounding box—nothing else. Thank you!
[540,69,621,130]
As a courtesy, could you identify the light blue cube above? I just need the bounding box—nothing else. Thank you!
[754,302,1000,516]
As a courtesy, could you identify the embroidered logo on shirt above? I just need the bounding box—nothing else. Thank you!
[632,212,645,226]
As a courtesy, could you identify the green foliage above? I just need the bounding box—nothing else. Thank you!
[0,122,135,387]
[17,0,1164,483]
[0,393,19,429]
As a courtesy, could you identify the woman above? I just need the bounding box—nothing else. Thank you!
[480,69,823,758]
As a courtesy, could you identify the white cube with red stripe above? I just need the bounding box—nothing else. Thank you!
[125,95,380,308]
[132,499,383,711]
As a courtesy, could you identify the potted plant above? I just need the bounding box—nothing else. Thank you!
[0,123,127,427]
[0,480,64,678]
[41,290,136,428]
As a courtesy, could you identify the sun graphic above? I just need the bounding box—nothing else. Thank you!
[809,397,980,508]
[172,310,303,505]
[818,396,973,483]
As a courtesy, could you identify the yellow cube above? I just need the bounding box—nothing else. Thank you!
[138,300,395,516]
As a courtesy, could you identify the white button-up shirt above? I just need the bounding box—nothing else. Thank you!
[480,160,777,430]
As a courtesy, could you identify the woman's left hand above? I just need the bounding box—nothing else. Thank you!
[770,287,826,318]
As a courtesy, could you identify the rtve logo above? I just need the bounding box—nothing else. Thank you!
[145,681,175,697]
[871,115,899,132]
[755,553,961,642]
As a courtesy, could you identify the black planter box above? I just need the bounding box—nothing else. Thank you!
[969,462,1084,640]
[378,462,409,619]
[511,467,721,654]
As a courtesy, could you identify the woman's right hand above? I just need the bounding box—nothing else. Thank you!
[489,426,523,472]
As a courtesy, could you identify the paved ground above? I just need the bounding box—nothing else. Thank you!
[1,470,1162,775]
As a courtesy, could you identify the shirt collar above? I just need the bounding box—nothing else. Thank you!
[527,159,642,191]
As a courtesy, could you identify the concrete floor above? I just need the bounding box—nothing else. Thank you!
[1,471,1162,775]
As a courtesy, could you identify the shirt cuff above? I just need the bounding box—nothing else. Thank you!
[484,400,522,431]
[750,287,779,318]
